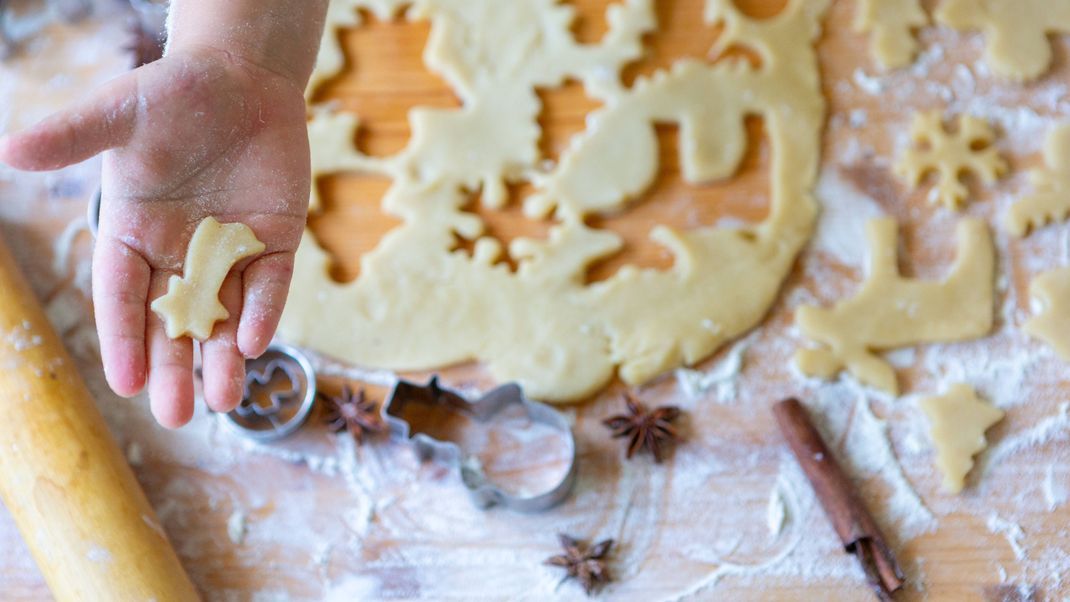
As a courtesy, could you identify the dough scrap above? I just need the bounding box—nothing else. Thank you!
[853,0,928,70]
[284,0,831,402]
[1023,266,1070,360]
[1004,124,1070,237]
[151,217,265,341]
[307,110,380,212]
[935,0,1070,82]
[919,383,1004,494]
[895,111,1008,211]
[794,218,994,395]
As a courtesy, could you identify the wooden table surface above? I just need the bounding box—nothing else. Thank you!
[1,0,1069,600]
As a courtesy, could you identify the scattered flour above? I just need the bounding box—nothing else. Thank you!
[1042,464,1067,512]
[840,395,937,541]
[977,403,1070,479]
[765,475,790,539]
[811,168,886,266]
[2,6,1069,602]
[227,511,247,546]
[852,68,885,95]
[85,544,113,565]
[125,441,143,467]
[674,334,752,405]
[986,513,1028,561]
[4,320,42,352]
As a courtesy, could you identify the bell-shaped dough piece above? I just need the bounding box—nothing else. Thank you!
[935,0,1070,82]
[794,218,995,394]
[853,0,928,70]
[1023,266,1070,360]
[151,217,266,341]
[919,384,1004,493]
[895,111,1008,211]
[1004,124,1070,237]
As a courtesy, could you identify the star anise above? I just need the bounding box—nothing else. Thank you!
[544,533,614,596]
[319,385,384,444]
[602,394,682,463]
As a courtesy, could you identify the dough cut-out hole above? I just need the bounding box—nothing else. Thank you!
[838,162,904,216]
[537,80,604,164]
[451,183,555,273]
[584,116,771,283]
[564,0,617,44]
[732,0,789,20]
[622,0,761,88]
[313,9,461,158]
[308,174,400,283]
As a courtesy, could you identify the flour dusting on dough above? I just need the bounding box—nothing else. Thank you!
[283,0,828,402]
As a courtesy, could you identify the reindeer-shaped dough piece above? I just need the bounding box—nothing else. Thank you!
[794,218,994,394]
[853,0,928,70]
[151,217,266,340]
[936,0,1070,81]
[1005,124,1070,237]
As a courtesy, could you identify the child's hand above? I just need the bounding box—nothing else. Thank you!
[0,46,311,427]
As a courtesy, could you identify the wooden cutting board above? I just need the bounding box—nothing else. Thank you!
[1,0,1068,600]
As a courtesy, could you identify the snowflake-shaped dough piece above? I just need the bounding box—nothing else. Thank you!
[895,111,1008,210]
[1004,123,1070,237]
[919,384,1004,494]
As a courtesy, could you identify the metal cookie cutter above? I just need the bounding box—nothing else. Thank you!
[221,342,317,442]
[383,377,578,512]
[87,187,101,238]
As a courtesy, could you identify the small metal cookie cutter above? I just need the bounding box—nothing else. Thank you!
[87,187,101,238]
[383,377,578,512]
[221,342,317,442]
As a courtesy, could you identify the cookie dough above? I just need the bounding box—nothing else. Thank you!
[283,0,830,401]
[853,0,927,70]
[1005,124,1070,237]
[919,384,1004,494]
[895,111,1007,211]
[1024,267,1070,360]
[151,217,265,341]
[935,0,1070,82]
[794,218,994,395]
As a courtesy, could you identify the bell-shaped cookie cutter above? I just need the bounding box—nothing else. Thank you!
[383,377,577,512]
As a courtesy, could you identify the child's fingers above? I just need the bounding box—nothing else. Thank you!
[146,271,195,429]
[0,71,138,171]
[237,252,296,358]
[92,237,151,398]
[200,272,245,413]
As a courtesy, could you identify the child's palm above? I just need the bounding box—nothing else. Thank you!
[1,47,311,427]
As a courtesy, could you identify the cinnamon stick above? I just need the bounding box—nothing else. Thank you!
[773,398,904,601]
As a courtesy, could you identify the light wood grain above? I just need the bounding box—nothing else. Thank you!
[0,235,199,601]
[2,0,1069,600]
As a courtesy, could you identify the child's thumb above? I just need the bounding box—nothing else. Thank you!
[0,71,138,172]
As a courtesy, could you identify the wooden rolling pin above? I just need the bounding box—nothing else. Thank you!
[0,235,199,601]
